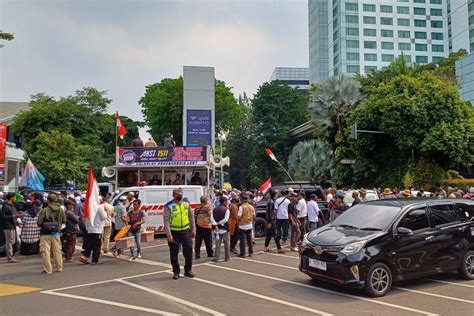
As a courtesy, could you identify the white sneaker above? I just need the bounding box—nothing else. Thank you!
[128,256,135,262]
[137,253,142,259]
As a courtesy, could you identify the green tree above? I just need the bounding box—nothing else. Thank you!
[251,80,309,184]
[140,77,245,145]
[287,139,333,183]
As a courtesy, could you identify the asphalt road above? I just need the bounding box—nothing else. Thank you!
[1,237,473,316]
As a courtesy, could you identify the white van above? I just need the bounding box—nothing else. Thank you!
[111,185,204,233]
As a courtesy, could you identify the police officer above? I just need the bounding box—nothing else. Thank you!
[164,188,196,280]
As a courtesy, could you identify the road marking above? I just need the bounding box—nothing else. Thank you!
[117,279,226,316]
[424,278,474,288]
[42,291,180,315]
[205,264,438,316]
[0,283,41,297]
[235,257,297,270]
[260,251,299,260]
[165,271,333,316]
[393,286,474,304]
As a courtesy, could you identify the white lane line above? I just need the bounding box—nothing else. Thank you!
[205,264,438,316]
[393,286,474,304]
[260,251,299,260]
[117,279,225,316]
[424,278,474,288]
[42,291,180,315]
[164,271,333,316]
[235,257,297,270]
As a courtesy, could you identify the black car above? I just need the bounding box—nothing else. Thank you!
[299,198,474,297]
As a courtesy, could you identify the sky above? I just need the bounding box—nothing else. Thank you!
[0,0,309,139]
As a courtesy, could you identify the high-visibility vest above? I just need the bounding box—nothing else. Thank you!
[168,201,190,231]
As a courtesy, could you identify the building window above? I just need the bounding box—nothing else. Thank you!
[470,29,474,39]
[363,4,376,12]
[346,27,359,36]
[414,0,426,3]
[346,15,359,24]
[364,41,377,49]
[398,42,411,50]
[346,40,359,48]
[346,65,360,74]
[333,17,339,28]
[398,18,410,26]
[430,8,442,16]
[431,32,444,40]
[346,52,360,61]
[416,56,428,64]
[333,29,339,41]
[382,42,394,49]
[415,31,427,39]
[414,20,427,27]
[364,53,377,61]
[471,42,474,52]
[397,6,409,14]
[380,17,393,25]
[402,55,412,63]
[382,54,395,62]
[430,0,442,4]
[432,44,444,52]
[469,2,474,11]
[345,3,358,12]
[364,66,377,73]
[380,5,393,13]
[364,28,377,36]
[469,15,474,25]
[398,30,411,38]
[415,43,428,51]
[413,7,426,15]
[364,16,376,24]
[334,42,339,54]
[334,54,339,65]
[381,29,394,37]
[431,20,443,28]
[432,56,443,63]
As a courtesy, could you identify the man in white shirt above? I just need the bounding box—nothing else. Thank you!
[307,194,321,231]
[274,190,290,245]
[326,188,334,203]
[211,197,230,262]
[296,192,308,241]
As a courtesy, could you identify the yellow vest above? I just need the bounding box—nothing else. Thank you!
[168,201,190,231]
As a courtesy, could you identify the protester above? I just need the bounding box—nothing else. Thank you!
[264,189,283,253]
[126,199,145,261]
[172,174,183,185]
[125,192,136,211]
[275,190,290,245]
[164,188,196,280]
[228,195,240,254]
[164,133,176,149]
[194,196,213,259]
[237,194,255,257]
[79,198,107,265]
[111,196,128,257]
[19,199,41,255]
[329,192,349,222]
[211,196,230,262]
[307,194,322,231]
[37,194,66,273]
[288,194,300,252]
[63,200,80,263]
[1,193,21,263]
[351,191,361,206]
[144,137,158,147]
[359,189,367,202]
[131,136,144,147]
[382,188,396,199]
[296,192,307,242]
[102,198,115,254]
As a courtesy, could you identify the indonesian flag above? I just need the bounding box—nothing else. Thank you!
[83,168,101,225]
[258,177,272,194]
[116,112,128,139]
[265,148,277,161]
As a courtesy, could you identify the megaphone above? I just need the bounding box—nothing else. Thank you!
[211,155,230,167]
[101,166,116,178]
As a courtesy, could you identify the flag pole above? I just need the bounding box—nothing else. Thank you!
[274,159,295,182]
[115,112,119,191]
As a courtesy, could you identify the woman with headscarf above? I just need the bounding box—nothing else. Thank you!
[20,195,42,255]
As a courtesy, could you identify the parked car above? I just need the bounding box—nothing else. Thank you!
[299,198,474,297]
[254,182,327,237]
[344,189,379,207]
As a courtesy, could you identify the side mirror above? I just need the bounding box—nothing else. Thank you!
[397,227,414,237]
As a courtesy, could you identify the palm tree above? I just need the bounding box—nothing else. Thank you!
[309,75,364,138]
[288,139,334,182]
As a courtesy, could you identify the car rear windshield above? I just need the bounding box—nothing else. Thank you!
[332,204,401,231]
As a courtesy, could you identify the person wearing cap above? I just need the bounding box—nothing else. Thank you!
[111,196,128,257]
[0,193,22,263]
[229,194,240,254]
[164,188,196,280]
[237,194,256,257]
[264,189,283,253]
[359,189,367,202]
[37,194,67,274]
[194,196,213,260]
[382,188,396,199]
[63,200,80,262]
[329,192,349,223]
[101,197,115,254]
[211,196,230,262]
[79,197,107,265]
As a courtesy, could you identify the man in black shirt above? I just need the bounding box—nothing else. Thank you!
[0,193,21,263]
[264,189,282,252]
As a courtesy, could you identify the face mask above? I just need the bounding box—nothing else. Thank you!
[175,196,183,201]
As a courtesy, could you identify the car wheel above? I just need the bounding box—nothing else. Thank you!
[254,217,267,238]
[364,262,392,297]
[457,250,474,280]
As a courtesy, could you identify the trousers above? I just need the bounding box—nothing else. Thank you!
[3,229,16,261]
[168,230,193,274]
[264,220,281,249]
[276,219,289,243]
[63,233,77,261]
[214,231,230,261]
[84,233,102,263]
[239,228,253,256]
[102,226,112,252]
[128,230,141,257]
[194,225,213,258]
[40,235,63,273]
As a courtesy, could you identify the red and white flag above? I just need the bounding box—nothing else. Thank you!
[83,168,101,225]
[116,112,128,139]
[265,148,277,161]
[258,177,272,194]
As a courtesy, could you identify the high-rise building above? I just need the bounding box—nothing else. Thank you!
[308,0,473,85]
[269,67,310,91]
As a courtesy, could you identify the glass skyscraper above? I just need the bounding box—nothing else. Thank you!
[308,0,473,85]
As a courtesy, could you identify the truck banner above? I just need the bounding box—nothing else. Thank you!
[118,146,208,167]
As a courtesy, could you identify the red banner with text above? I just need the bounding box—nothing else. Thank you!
[0,123,7,187]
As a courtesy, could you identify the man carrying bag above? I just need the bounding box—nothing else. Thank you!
[37,194,66,274]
